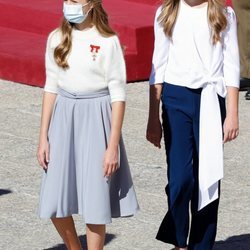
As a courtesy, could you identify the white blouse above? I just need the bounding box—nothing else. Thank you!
[44,26,126,103]
[150,0,239,89]
[150,0,240,211]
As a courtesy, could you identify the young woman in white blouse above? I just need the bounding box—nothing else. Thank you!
[37,0,139,249]
[147,0,239,249]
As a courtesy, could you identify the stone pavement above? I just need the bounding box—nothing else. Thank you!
[0,79,249,250]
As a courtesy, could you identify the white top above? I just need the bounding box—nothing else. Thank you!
[149,0,239,89]
[44,26,126,103]
[150,0,240,211]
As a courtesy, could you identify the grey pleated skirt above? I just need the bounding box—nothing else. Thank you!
[39,88,139,224]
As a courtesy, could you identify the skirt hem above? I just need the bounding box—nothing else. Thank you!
[39,207,140,225]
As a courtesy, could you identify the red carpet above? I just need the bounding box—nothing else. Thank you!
[0,0,232,87]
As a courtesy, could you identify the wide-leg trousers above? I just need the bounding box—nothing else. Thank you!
[156,83,226,249]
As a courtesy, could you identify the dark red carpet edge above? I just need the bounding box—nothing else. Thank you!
[0,0,232,87]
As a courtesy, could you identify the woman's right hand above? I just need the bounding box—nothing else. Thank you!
[37,137,50,170]
[146,116,162,148]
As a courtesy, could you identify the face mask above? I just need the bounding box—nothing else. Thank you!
[63,2,90,24]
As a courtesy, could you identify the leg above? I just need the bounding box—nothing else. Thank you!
[189,198,219,250]
[86,224,106,250]
[51,216,82,250]
[188,150,220,250]
[156,84,195,248]
[188,95,226,250]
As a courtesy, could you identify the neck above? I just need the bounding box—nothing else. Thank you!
[75,16,93,31]
[183,0,208,7]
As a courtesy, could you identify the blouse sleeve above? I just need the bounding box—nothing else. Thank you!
[223,7,240,88]
[149,6,170,85]
[105,36,126,103]
[43,30,60,94]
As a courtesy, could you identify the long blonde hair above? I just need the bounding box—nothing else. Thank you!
[158,0,228,44]
[54,0,116,69]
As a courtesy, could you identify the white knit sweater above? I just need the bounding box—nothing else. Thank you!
[44,26,126,102]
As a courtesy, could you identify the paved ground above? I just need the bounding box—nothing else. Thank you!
[0,79,249,250]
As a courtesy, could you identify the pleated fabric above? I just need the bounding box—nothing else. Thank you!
[39,88,139,224]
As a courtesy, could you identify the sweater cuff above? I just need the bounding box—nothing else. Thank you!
[44,85,58,94]
[110,94,126,103]
[149,67,164,85]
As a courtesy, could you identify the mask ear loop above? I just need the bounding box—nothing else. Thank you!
[82,2,90,7]
[86,8,93,15]
[82,2,93,20]
[81,2,92,15]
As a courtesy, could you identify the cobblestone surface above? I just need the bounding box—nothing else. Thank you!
[0,79,249,250]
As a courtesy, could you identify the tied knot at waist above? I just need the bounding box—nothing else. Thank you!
[58,87,110,99]
[202,76,227,97]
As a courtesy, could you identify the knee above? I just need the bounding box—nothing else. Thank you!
[166,172,194,200]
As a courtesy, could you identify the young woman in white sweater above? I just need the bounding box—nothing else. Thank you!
[37,1,139,249]
[147,0,239,249]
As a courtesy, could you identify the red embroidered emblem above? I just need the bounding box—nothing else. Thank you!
[90,45,100,61]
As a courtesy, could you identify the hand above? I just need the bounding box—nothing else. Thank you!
[37,138,50,170]
[223,114,239,143]
[103,146,119,177]
[146,116,162,148]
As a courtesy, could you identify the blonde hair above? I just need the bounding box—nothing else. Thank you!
[158,0,228,44]
[54,0,116,69]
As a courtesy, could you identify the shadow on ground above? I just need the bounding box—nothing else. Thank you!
[214,234,250,250]
[0,189,12,196]
[44,233,116,250]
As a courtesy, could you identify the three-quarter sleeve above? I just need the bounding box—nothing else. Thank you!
[223,7,240,88]
[105,36,126,103]
[44,30,60,94]
[149,6,170,85]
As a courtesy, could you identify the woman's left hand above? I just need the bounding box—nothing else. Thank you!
[223,114,239,143]
[103,146,119,177]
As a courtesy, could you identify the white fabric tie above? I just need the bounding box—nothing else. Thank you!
[198,78,227,210]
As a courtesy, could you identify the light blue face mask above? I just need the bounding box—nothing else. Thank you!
[63,2,90,24]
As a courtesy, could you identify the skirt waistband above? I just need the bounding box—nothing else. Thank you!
[58,87,110,99]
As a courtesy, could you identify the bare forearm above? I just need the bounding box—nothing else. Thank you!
[146,84,163,148]
[39,92,57,140]
[223,86,239,143]
[226,86,239,117]
[149,84,162,118]
[109,101,125,149]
